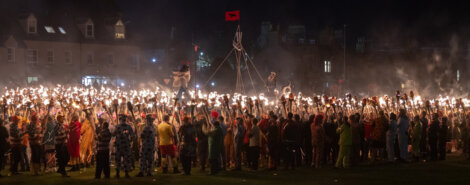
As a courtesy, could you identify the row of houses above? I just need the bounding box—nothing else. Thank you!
[0,11,161,88]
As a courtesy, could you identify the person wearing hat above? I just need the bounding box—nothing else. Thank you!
[428,113,440,161]
[26,114,42,175]
[419,111,429,160]
[335,116,352,168]
[194,114,209,172]
[438,117,448,160]
[55,114,69,177]
[9,116,24,175]
[266,114,280,170]
[0,118,10,177]
[248,117,260,170]
[114,114,134,178]
[178,116,196,175]
[158,115,179,174]
[95,117,112,179]
[411,115,422,162]
[137,115,157,177]
[233,117,245,171]
[386,113,398,162]
[42,115,56,173]
[370,110,389,162]
[281,113,298,170]
[80,115,95,168]
[67,114,82,172]
[397,109,410,162]
[311,114,326,168]
[203,119,223,175]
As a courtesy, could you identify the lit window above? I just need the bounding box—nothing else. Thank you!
[457,70,460,82]
[7,48,15,63]
[65,51,72,64]
[47,50,54,64]
[115,20,125,39]
[87,53,93,65]
[58,27,66,34]
[86,24,94,37]
[45,26,55,33]
[27,49,38,64]
[27,77,38,84]
[115,33,125,39]
[324,61,331,73]
[27,15,37,34]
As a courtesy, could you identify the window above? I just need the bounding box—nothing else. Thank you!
[27,49,38,64]
[457,70,460,82]
[65,51,72,64]
[7,48,15,63]
[309,39,315,45]
[27,15,37,34]
[115,33,125,39]
[27,77,38,84]
[115,20,125,39]
[86,24,94,37]
[87,53,93,65]
[58,27,66,34]
[356,37,365,53]
[324,61,331,73]
[47,50,54,64]
[130,55,139,71]
[107,54,114,65]
[44,26,55,33]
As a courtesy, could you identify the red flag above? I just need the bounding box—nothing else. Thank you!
[225,10,240,21]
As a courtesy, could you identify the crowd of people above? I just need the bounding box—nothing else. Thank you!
[0,86,469,179]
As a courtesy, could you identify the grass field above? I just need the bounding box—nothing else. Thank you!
[1,155,469,185]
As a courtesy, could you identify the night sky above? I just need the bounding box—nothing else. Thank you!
[112,0,470,44]
[2,0,469,46]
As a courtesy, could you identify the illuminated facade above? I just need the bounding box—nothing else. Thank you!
[0,12,155,88]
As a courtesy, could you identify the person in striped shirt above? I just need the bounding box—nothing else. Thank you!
[26,114,42,176]
[55,115,69,177]
[137,115,156,177]
[95,118,111,179]
[114,114,134,178]
[42,116,56,173]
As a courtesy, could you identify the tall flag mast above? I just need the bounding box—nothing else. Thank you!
[204,10,267,93]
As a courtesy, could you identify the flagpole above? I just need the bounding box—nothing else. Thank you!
[192,34,196,90]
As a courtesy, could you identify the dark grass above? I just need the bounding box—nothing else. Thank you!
[1,155,469,185]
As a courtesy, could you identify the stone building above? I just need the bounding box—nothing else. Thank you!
[0,12,151,88]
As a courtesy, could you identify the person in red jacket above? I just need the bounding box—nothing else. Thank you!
[67,115,81,171]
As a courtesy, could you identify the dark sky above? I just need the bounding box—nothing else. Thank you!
[2,0,469,46]
[109,0,470,47]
